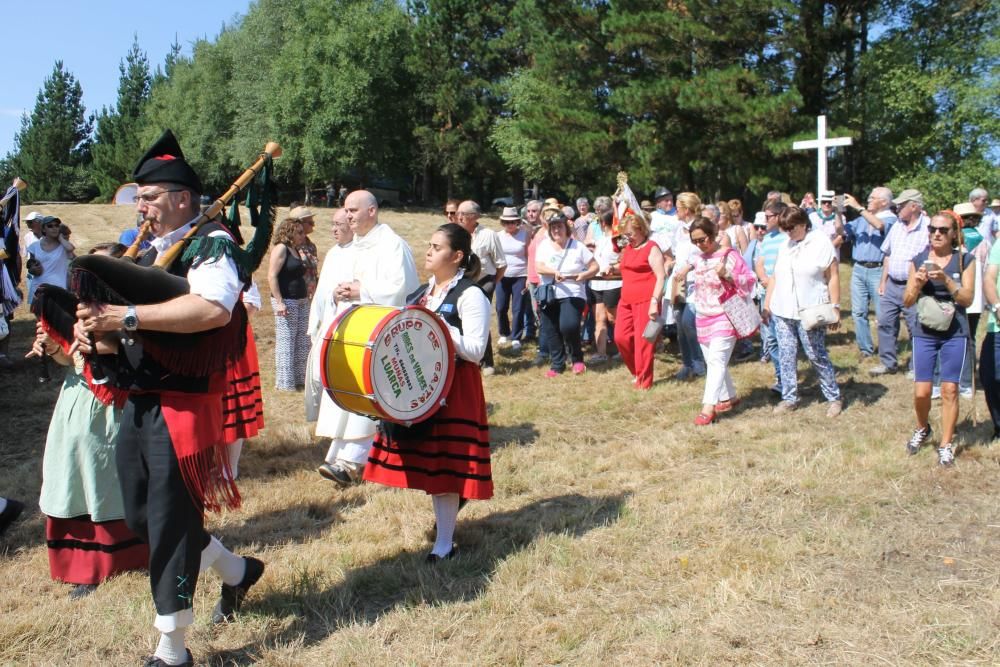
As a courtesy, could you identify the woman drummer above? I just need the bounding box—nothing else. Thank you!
[364,222,492,561]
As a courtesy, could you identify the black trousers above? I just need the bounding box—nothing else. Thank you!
[116,394,208,617]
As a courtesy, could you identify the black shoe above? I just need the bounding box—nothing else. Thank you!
[212,556,265,623]
[142,650,193,667]
[426,546,458,563]
[318,462,361,487]
[906,425,932,455]
[69,584,98,599]
[0,498,24,537]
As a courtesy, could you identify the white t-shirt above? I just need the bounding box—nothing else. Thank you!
[26,240,72,294]
[591,236,622,291]
[536,238,594,300]
[650,211,678,237]
[769,229,836,320]
[809,211,841,260]
[498,227,529,278]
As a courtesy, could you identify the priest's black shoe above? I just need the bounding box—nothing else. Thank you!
[142,649,193,667]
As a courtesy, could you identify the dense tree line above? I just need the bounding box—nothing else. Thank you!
[2,0,996,211]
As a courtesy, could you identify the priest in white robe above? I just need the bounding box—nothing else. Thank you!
[316,191,419,486]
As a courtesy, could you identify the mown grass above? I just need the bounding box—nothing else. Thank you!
[1,204,998,665]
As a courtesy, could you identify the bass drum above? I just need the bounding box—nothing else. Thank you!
[320,304,455,424]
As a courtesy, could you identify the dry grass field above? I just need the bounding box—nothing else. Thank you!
[1,203,999,666]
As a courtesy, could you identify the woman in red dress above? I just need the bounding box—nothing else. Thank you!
[614,213,666,389]
[364,223,493,561]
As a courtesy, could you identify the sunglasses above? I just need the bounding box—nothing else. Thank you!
[136,188,183,204]
[690,235,711,245]
[928,225,952,235]
[445,211,457,217]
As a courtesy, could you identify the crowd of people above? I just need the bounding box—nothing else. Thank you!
[1,134,998,664]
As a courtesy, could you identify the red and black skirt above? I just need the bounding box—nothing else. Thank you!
[364,361,492,499]
[46,516,148,585]
[221,322,265,443]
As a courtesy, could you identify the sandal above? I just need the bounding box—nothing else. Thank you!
[715,397,741,413]
[693,412,717,426]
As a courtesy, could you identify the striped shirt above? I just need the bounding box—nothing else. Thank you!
[880,215,929,281]
[759,229,787,277]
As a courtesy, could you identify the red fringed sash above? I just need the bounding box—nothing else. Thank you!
[159,391,241,513]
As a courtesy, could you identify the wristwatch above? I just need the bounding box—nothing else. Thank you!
[123,305,139,332]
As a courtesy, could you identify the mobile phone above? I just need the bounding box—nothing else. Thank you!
[922,260,936,272]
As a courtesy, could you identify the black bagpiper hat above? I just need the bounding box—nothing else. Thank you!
[132,129,203,193]
[653,186,672,201]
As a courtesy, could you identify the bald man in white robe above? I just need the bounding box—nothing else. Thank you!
[317,191,419,486]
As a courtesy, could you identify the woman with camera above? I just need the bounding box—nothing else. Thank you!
[902,211,975,465]
[762,206,842,417]
[26,216,75,305]
[535,211,598,376]
[26,216,75,382]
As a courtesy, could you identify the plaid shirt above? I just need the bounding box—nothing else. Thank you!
[880,214,928,281]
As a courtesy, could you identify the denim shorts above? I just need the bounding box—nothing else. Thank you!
[913,335,968,384]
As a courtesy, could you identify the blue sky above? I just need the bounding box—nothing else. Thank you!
[2,0,253,157]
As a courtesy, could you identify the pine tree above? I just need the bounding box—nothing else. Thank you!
[91,38,152,199]
[9,61,94,201]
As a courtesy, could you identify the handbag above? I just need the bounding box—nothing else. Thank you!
[916,294,956,332]
[799,302,839,331]
[915,252,964,332]
[534,283,556,309]
[642,318,662,343]
[535,239,571,309]
[788,241,838,331]
[713,249,760,339]
[720,284,761,338]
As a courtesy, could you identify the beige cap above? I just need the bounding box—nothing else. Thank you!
[892,189,923,206]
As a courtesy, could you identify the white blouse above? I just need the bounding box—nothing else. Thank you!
[769,230,836,320]
[535,238,594,300]
[424,270,491,363]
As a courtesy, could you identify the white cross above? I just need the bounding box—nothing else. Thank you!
[792,115,852,197]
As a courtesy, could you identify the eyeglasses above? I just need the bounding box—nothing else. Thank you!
[764,213,777,219]
[136,189,183,204]
[928,225,952,235]
[690,235,711,245]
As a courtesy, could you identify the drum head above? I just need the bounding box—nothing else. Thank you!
[368,305,455,423]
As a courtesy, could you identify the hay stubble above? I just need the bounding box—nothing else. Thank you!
[1,204,998,665]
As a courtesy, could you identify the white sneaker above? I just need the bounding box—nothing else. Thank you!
[931,386,941,400]
[497,336,509,347]
[960,387,973,399]
[511,340,522,351]
[482,366,496,376]
[937,444,955,466]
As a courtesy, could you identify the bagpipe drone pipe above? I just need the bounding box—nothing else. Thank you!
[57,142,280,388]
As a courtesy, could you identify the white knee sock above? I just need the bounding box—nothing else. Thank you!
[431,493,460,557]
[154,627,187,665]
[201,536,246,585]
[227,439,244,480]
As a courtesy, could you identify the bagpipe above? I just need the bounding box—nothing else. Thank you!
[33,143,280,389]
